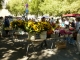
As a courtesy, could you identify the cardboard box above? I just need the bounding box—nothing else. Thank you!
[55,41,66,49]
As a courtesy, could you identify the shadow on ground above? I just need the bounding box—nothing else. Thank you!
[0,35,80,60]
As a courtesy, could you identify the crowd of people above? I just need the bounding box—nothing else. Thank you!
[53,17,80,55]
[40,16,80,55]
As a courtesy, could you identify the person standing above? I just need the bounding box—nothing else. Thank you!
[71,20,75,28]
[4,16,10,36]
[60,19,65,28]
[50,17,54,24]
[41,17,47,47]
[75,17,80,54]
[41,17,45,22]
[64,19,69,28]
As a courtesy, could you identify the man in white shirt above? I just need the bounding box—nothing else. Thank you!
[64,19,69,28]
[50,17,54,24]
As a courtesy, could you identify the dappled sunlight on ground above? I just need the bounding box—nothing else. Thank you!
[2,50,17,60]
[28,48,58,60]
[0,36,80,60]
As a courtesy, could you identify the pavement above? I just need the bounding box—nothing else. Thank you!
[0,34,80,60]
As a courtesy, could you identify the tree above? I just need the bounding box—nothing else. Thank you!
[69,0,80,13]
[28,0,44,16]
[6,0,28,16]
[6,0,80,16]
[0,0,3,9]
[40,0,80,16]
[40,0,62,16]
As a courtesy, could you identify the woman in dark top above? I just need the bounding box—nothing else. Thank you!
[71,20,75,28]
[4,16,10,36]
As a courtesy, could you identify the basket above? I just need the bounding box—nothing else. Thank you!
[55,41,66,49]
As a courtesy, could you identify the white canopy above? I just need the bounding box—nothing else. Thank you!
[42,15,50,19]
[0,9,12,17]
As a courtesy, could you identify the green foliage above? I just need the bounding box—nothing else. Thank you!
[39,0,80,16]
[6,0,80,16]
[0,0,3,9]
[28,0,44,16]
[6,0,28,16]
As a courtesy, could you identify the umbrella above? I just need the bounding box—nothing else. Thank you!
[63,14,80,17]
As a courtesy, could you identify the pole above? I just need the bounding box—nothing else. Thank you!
[25,3,29,21]
[37,0,39,17]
